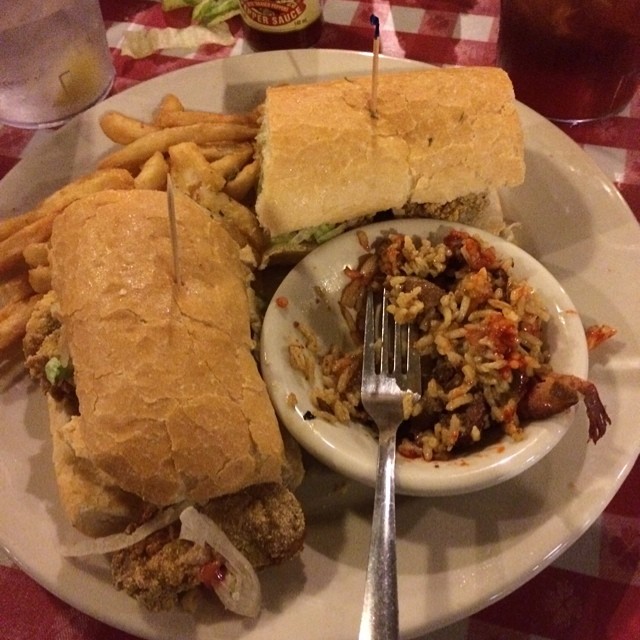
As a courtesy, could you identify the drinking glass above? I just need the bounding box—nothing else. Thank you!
[498,0,640,122]
[0,0,115,129]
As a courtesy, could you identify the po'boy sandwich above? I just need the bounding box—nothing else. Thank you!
[255,67,525,264]
[23,189,305,616]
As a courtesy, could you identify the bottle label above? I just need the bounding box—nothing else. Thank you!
[240,0,322,33]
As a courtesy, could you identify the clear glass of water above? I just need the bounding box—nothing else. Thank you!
[0,0,115,129]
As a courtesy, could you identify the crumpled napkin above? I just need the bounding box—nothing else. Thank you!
[121,23,235,59]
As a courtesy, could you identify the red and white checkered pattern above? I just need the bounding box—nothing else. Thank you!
[1,1,639,639]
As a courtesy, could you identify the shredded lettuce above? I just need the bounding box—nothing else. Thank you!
[311,223,349,244]
[193,0,240,25]
[45,356,73,386]
[162,0,240,26]
[271,222,349,248]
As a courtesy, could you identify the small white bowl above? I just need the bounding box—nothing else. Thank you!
[260,219,589,496]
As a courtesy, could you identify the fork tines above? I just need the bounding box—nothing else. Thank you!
[363,289,421,394]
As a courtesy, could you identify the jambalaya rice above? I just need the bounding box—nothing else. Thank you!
[289,228,557,461]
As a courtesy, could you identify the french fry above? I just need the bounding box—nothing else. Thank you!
[0,167,135,242]
[0,294,42,352]
[153,93,185,125]
[0,212,57,276]
[0,168,134,276]
[36,168,135,215]
[198,189,266,254]
[98,123,259,172]
[224,159,260,202]
[100,111,159,144]
[154,110,258,128]
[1,169,134,241]
[28,265,51,294]
[210,147,255,181]
[23,242,49,267]
[168,142,226,196]
[0,272,32,308]
[199,142,254,162]
[134,151,168,191]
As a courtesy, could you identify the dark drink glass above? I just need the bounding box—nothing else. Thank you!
[498,0,640,122]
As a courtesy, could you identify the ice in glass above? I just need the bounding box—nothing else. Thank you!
[0,0,114,129]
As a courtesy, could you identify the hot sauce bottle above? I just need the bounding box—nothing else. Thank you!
[239,0,323,51]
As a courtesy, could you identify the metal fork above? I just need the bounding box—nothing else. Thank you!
[359,289,422,640]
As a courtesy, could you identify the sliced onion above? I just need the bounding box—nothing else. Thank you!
[179,506,261,618]
[61,502,188,557]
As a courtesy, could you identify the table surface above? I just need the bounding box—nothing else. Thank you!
[1,1,639,639]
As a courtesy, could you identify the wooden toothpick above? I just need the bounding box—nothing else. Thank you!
[370,14,380,118]
[166,175,182,286]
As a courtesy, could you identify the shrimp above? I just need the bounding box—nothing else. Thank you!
[585,324,617,351]
[517,373,610,443]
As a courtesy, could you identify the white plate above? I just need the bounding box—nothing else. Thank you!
[1,49,639,640]
[261,219,589,497]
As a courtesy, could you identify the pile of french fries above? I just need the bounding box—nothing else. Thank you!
[0,93,265,354]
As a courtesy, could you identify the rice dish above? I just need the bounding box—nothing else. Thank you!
[288,227,554,461]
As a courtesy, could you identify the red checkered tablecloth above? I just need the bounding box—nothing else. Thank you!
[1,1,639,639]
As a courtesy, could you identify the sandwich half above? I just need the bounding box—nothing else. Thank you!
[255,67,525,262]
[23,189,305,615]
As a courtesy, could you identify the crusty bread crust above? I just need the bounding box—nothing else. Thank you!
[48,396,148,537]
[50,190,284,506]
[256,67,525,236]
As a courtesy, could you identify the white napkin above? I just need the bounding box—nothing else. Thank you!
[121,24,235,59]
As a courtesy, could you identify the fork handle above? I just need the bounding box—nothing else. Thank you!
[359,426,399,640]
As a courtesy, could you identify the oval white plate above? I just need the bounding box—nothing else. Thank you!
[1,49,639,640]
[261,219,589,496]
